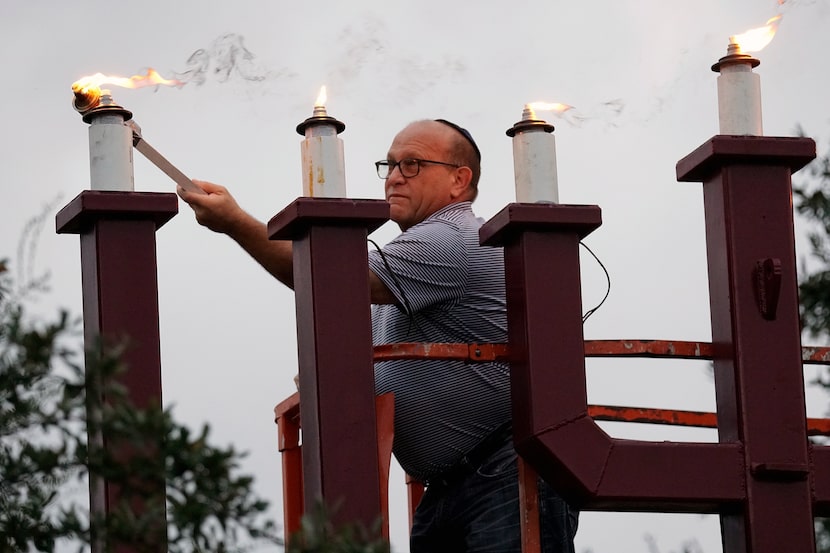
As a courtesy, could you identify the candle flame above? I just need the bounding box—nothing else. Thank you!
[527,101,574,114]
[72,68,183,95]
[729,15,782,53]
[315,86,327,108]
[524,101,574,121]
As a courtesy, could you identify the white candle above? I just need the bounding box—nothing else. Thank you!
[713,43,762,136]
[85,90,135,191]
[507,104,559,203]
[297,86,346,198]
[712,15,781,136]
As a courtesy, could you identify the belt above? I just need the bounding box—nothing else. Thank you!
[424,421,513,489]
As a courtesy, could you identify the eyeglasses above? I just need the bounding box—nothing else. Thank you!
[375,158,460,179]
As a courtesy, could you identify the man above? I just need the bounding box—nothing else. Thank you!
[179,119,577,552]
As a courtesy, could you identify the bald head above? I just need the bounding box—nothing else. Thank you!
[400,120,481,197]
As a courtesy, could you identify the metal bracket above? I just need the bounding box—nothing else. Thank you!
[753,258,782,320]
[750,462,809,482]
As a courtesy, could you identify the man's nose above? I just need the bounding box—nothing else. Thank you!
[386,163,405,185]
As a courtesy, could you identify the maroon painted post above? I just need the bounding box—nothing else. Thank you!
[479,203,603,495]
[481,204,745,514]
[677,135,819,552]
[268,197,389,530]
[482,140,826,551]
[56,190,177,553]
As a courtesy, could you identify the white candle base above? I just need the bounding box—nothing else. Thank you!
[89,113,135,191]
[300,134,346,198]
[717,66,763,136]
[512,131,559,204]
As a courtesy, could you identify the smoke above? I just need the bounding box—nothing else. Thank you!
[329,18,386,84]
[324,16,468,111]
[566,0,821,131]
[775,0,820,16]
[549,99,626,129]
[391,55,467,105]
[174,33,294,87]
[166,24,469,116]
[777,0,817,8]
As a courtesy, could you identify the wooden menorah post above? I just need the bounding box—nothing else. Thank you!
[481,134,827,553]
[57,190,177,553]
[677,135,820,552]
[268,197,389,531]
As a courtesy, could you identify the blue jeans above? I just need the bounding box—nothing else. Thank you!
[410,439,578,552]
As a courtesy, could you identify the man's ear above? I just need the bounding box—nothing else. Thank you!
[450,166,474,199]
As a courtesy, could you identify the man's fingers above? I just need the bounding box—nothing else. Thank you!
[178,180,221,204]
[192,179,225,195]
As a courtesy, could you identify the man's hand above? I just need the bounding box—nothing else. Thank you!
[177,179,295,287]
[178,179,396,302]
[177,180,246,235]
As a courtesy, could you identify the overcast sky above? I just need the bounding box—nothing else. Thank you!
[2,1,829,551]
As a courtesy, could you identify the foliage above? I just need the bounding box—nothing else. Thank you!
[792,131,830,553]
[794,141,830,357]
[1,207,394,553]
[286,503,389,553]
[0,254,280,552]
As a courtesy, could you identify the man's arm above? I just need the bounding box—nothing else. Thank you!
[179,180,397,303]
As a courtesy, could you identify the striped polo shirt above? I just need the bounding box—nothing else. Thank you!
[368,201,509,481]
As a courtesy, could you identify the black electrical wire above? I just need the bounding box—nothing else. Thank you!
[368,238,428,339]
[580,240,611,323]
[368,237,610,332]
[368,238,413,316]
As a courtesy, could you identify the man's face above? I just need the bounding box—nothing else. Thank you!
[384,121,462,231]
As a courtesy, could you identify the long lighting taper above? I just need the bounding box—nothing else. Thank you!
[128,121,205,195]
[712,15,781,136]
[296,86,347,197]
[507,104,560,203]
[73,87,135,191]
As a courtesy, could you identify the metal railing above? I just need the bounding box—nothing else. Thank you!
[274,339,830,548]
